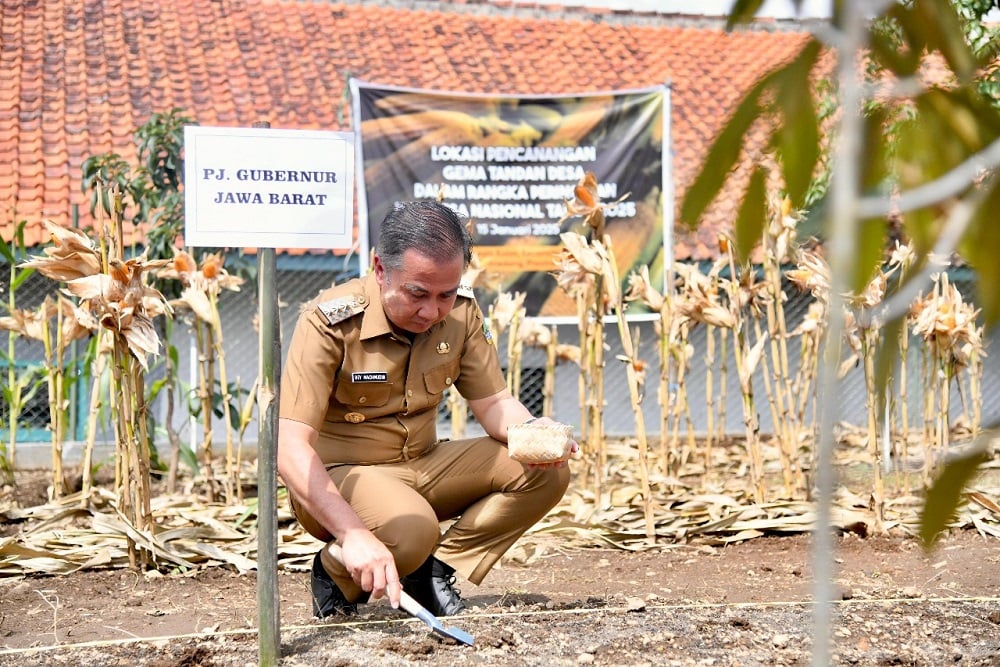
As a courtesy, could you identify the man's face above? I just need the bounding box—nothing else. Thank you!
[374,248,465,334]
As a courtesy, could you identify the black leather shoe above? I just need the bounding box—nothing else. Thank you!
[311,550,357,618]
[401,555,466,616]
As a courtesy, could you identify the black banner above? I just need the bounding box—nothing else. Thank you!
[352,81,668,318]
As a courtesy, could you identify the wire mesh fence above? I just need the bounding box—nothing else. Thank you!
[3,258,998,466]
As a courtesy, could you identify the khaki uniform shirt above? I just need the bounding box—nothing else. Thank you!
[280,273,506,465]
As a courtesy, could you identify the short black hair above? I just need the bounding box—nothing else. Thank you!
[376,201,473,272]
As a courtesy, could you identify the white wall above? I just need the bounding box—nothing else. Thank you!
[509,0,833,19]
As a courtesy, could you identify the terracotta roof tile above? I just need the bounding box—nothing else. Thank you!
[1,0,821,258]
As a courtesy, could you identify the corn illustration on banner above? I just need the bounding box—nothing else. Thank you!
[351,80,669,320]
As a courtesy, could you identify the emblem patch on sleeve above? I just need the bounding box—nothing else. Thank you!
[317,294,366,325]
[483,322,494,345]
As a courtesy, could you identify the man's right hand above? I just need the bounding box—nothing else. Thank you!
[338,530,402,609]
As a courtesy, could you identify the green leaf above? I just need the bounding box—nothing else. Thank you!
[859,107,890,193]
[897,94,963,185]
[725,0,766,30]
[681,83,766,228]
[899,203,940,260]
[869,5,921,77]
[682,39,823,229]
[873,318,902,417]
[0,220,28,264]
[921,88,996,154]
[919,438,992,550]
[913,0,980,83]
[774,40,821,208]
[850,218,887,295]
[11,266,35,291]
[0,239,15,265]
[148,377,169,402]
[960,177,1000,327]
[180,445,199,472]
[734,167,767,264]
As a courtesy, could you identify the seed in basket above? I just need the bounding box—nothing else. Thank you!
[507,421,574,463]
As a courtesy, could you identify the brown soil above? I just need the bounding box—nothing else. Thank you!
[2,473,999,666]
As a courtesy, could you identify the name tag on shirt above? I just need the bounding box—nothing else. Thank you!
[351,372,388,383]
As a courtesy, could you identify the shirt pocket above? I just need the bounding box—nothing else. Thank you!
[335,381,392,408]
[423,360,460,396]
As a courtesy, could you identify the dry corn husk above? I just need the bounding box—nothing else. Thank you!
[508,422,574,463]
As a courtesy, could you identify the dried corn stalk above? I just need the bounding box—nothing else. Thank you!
[910,272,985,482]
[22,190,171,568]
[0,295,90,497]
[159,250,244,502]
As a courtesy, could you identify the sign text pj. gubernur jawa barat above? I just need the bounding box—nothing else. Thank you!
[201,167,339,206]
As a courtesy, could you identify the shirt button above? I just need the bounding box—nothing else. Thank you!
[445,377,452,385]
[407,389,413,397]
[359,396,367,403]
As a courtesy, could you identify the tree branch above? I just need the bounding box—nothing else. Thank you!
[858,138,1000,217]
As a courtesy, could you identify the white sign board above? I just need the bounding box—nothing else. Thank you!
[184,126,355,249]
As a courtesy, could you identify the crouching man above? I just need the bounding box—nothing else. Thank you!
[277,200,575,617]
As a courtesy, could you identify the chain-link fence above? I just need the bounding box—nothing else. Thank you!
[3,256,998,468]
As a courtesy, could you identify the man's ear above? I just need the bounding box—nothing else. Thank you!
[373,254,386,284]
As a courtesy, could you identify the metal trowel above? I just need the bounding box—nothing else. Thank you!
[324,544,474,646]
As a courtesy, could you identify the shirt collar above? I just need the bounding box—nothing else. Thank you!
[359,273,392,341]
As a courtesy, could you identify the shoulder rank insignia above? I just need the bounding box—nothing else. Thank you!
[316,293,367,326]
[457,283,475,299]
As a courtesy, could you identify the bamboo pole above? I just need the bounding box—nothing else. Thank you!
[254,118,281,667]
[257,247,281,666]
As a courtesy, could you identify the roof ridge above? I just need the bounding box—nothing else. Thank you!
[303,0,819,31]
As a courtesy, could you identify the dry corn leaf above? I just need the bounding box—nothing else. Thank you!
[1,436,996,576]
[968,491,1000,516]
[971,515,1000,539]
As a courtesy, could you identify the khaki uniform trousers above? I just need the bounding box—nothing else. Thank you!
[292,435,571,603]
